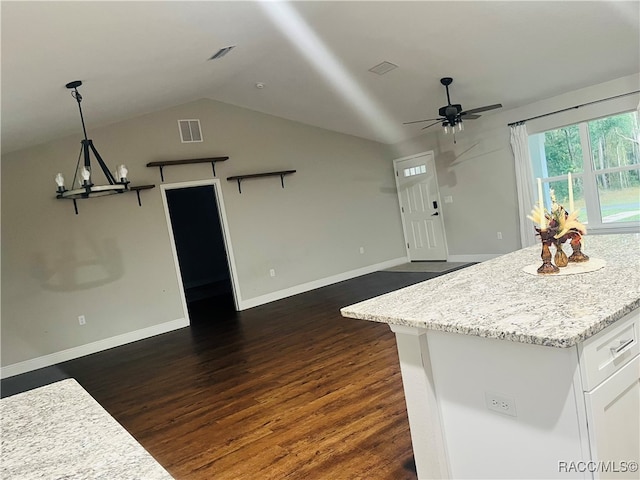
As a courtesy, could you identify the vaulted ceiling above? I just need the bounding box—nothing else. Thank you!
[2,1,639,154]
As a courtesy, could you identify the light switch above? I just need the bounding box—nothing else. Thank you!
[444,196,453,204]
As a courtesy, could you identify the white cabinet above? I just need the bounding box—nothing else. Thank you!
[392,309,640,479]
[579,310,640,480]
[584,355,640,479]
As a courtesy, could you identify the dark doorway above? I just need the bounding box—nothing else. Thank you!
[165,185,236,323]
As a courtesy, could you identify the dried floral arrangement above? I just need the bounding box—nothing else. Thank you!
[528,179,589,274]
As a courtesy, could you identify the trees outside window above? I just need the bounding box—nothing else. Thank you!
[529,111,640,228]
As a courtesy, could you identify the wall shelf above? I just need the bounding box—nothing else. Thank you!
[227,170,296,194]
[146,157,229,181]
[129,184,156,206]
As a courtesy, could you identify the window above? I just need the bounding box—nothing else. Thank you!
[403,164,427,177]
[529,111,640,229]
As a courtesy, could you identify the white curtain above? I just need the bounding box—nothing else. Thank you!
[509,123,537,248]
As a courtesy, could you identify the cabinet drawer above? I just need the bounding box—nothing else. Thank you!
[579,309,639,391]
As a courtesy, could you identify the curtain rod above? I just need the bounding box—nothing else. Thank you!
[507,90,640,127]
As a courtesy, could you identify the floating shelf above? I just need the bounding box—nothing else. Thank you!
[146,157,229,181]
[227,170,296,194]
[129,184,156,206]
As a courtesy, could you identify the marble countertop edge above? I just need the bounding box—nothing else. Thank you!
[341,294,640,348]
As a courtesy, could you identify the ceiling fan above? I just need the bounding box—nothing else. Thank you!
[404,77,502,132]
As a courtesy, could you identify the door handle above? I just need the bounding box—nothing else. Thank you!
[431,212,439,216]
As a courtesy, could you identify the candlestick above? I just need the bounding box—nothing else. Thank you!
[568,172,574,212]
[537,178,546,229]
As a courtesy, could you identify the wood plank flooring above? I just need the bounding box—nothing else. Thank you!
[2,271,449,480]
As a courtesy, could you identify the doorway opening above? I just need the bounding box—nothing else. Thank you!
[162,180,239,325]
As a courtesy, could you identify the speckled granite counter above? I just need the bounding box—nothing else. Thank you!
[1,379,174,480]
[341,233,640,347]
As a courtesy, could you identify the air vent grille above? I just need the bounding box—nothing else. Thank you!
[368,61,398,75]
[209,45,236,60]
[178,119,203,143]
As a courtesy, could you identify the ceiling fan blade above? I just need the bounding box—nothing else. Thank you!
[459,114,481,120]
[421,121,442,130]
[460,103,503,115]
[403,118,442,125]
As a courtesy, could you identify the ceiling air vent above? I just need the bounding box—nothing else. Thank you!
[368,61,398,75]
[209,45,236,60]
[178,119,203,143]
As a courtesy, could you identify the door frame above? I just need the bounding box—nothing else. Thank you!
[393,150,449,261]
[160,179,241,320]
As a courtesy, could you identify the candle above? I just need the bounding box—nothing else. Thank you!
[537,178,546,230]
[568,172,574,212]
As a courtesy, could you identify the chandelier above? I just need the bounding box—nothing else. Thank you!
[55,80,130,214]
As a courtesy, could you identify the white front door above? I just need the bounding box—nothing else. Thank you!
[394,152,447,261]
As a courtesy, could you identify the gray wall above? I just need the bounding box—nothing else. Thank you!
[3,73,638,370]
[1,99,406,367]
[390,73,640,256]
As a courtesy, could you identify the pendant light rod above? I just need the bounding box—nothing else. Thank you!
[66,80,89,141]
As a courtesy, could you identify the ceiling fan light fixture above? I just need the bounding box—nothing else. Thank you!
[403,77,503,134]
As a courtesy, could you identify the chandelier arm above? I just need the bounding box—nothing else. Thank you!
[71,145,83,188]
[88,140,118,185]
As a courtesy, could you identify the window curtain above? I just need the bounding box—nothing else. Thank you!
[509,123,537,248]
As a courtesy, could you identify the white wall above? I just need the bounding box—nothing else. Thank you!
[391,73,640,255]
[1,98,406,370]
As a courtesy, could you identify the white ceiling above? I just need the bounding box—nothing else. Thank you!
[2,1,639,154]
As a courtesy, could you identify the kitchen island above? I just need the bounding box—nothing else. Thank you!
[341,233,640,479]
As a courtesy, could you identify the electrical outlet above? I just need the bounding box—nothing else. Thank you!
[359,247,365,254]
[78,315,86,326]
[485,392,517,417]
[269,269,276,277]
[497,231,503,240]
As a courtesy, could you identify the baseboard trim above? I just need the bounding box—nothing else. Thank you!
[447,253,502,263]
[1,318,189,379]
[239,257,409,310]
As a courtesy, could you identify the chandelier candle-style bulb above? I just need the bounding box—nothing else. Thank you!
[457,121,464,132]
[116,164,129,183]
[80,166,91,186]
[55,173,66,192]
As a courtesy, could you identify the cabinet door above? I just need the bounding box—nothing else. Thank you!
[584,354,640,479]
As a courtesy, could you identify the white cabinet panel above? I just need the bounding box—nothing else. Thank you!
[584,354,640,479]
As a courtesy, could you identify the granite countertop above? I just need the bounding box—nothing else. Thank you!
[341,233,640,348]
[1,379,174,480]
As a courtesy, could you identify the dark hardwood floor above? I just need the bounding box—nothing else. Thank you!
[2,270,452,480]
